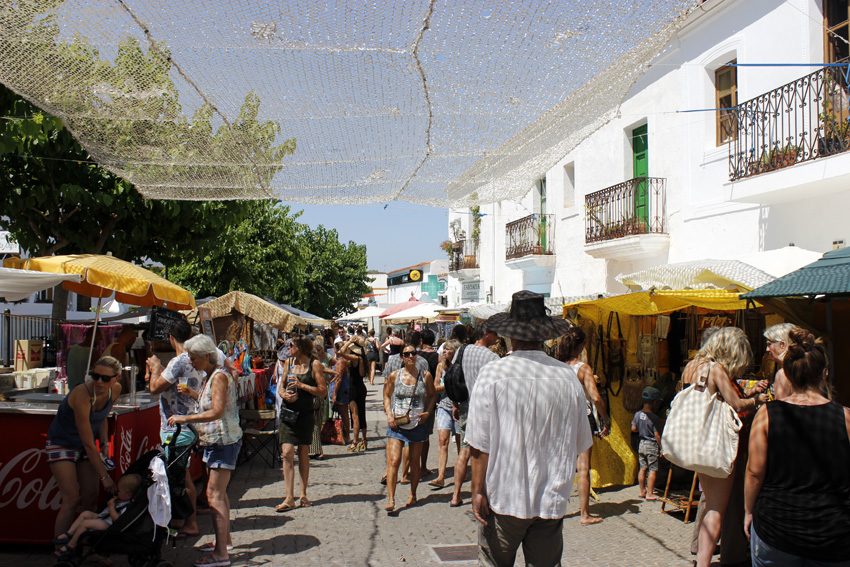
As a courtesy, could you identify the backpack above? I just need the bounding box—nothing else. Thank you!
[443,345,469,403]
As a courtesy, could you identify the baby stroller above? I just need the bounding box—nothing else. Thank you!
[55,425,198,567]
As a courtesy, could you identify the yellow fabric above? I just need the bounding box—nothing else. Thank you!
[195,291,304,332]
[564,289,751,317]
[4,254,194,309]
[589,387,638,488]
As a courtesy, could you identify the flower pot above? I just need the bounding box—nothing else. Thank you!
[463,255,477,269]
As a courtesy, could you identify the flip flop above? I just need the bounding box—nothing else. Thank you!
[275,502,297,513]
[174,531,200,540]
[197,542,234,552]
[646,495,659,501]
[193,556,231,567]
[299,498,312,508]
[428,479,445,489]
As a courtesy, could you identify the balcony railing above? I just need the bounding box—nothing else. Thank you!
[729,62,850,181]
[505,214,554,260]
[585,177,666,244]
[449,238,479,272]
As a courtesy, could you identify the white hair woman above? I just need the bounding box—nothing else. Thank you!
[763,323,798,400]
[168,334,241,567]
[682,327,768,567]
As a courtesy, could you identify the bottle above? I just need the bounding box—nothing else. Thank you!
[286,372,298,401]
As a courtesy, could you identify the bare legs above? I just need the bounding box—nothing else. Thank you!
[434,428,460,485]
[335,404,351,445]
[385,438,423,510]
[577,446,603,525]
[50,459,99,538]
[638,467,658,500]
[369,361,377,385]
[281,443,311,507]
[349,400,361,450]
[696,472,735,567]
[451,446,470,506]
[207,468,233,561]
[181,467,200,534]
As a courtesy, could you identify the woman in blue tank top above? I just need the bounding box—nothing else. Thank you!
[46,356,122,540]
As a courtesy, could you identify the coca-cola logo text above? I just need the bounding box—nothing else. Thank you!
[0,448,61,510]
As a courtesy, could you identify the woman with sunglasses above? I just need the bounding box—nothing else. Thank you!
[47,356,122,541]
[383,344,436,513]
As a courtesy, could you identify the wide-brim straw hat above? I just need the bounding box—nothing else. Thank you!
[485,290,571,342]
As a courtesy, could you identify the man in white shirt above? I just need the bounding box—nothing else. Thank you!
[466,290,592,567]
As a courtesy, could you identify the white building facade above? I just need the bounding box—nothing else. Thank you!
[447,0,848,305]
[386,260,449,305]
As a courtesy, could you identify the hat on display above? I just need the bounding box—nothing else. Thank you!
[642,386,662,400]
[484,290,571,342]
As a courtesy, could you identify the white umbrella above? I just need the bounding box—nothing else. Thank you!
[347,305,386,319]
[383,303,444,323]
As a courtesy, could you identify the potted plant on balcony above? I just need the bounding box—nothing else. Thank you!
[818,76,850,156]
[466,203,481,268]
[440,239,453,258]
[532,217,547,255]
[759,144,800,171]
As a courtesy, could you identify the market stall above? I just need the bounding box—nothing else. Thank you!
[1,254,195,544]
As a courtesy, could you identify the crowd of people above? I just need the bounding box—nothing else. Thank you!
[42,291,850,567]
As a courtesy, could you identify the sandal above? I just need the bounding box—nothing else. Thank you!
[54,544,76,559]
[51,531,73,545]
[347,444,358,452]
[193,556,231,567]
[197,542,234,552]
[299,497,312,508]
[384,500,395,513]
[275,501,296,513]
[356,441,367,452]
[428,479,445,489]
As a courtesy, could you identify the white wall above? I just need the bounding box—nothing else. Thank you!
[452,0,839,303]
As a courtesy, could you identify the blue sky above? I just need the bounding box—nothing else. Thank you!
[288,201,448,273]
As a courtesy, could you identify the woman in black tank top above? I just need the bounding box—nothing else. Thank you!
[745,329,850,565]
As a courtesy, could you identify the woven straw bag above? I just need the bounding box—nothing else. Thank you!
[661,363,742,478]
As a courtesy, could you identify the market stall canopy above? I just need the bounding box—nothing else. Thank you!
[0,267,82,302]
[564,289,753,317]
[617,259,775,293]
[0,2,701,206]
[4,254,195,309]
[343,305,386,320]
[380,297,422,318]
[382,302,445,323]
[264,298,331,327]
[198,291,305,332]
[456,301,508,320]
[733,245,822,279]
[741,248,849,299]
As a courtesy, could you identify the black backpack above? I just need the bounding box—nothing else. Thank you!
[443,344,469,403]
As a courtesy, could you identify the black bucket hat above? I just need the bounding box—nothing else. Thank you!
[485,290,571,342]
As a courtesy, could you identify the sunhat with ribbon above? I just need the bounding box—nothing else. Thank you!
[485,290,571,342]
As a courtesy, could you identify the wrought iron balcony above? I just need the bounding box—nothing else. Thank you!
[585,177,666,244]
[729,62,850,181]
[449,238,479,272]
[505,214,554,260]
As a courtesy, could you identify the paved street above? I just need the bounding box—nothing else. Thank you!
[3,374,699,567]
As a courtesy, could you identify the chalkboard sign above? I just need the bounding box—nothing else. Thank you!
[198,307,216,342]
[149,306,185,343]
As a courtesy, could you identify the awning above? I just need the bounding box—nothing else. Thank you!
[741,248,848,299]
[563,289,753,317]
[194,291,305,332]
[0,267,82,302]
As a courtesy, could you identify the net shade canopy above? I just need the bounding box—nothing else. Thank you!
[0,0,700,206]
[4,254,195,309]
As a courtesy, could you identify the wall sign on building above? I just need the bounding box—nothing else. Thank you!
[462,281,481,303]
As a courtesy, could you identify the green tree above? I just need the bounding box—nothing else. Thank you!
[297,226,371,319]
[166,200,305,302]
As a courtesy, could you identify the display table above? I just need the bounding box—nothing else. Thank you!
[0,393,161,544]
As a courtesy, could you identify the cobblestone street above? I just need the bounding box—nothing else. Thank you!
[3,375,699,567]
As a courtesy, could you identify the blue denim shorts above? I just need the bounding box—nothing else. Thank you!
[436,406,458,434]
[202,441,242,470]
[387,421,428,443]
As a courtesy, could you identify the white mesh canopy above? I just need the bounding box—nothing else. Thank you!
[0,0,699,205]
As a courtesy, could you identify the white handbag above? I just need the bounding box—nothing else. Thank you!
[661,362,742,478]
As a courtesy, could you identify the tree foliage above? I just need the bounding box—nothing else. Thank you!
[167,202,371,319]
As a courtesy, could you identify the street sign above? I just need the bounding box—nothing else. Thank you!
[461,281,481,302]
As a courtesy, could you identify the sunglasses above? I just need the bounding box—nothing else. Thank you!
[89,371,117,382]
[401,351,417,358]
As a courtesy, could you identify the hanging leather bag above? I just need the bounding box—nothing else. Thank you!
[661,362,742,478]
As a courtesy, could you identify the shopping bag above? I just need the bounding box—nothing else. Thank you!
[661,363,742,478]
[320,413,345,445]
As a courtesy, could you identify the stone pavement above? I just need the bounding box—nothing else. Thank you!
[3,373,701,567]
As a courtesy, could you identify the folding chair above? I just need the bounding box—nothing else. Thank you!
[238,409,279,467]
